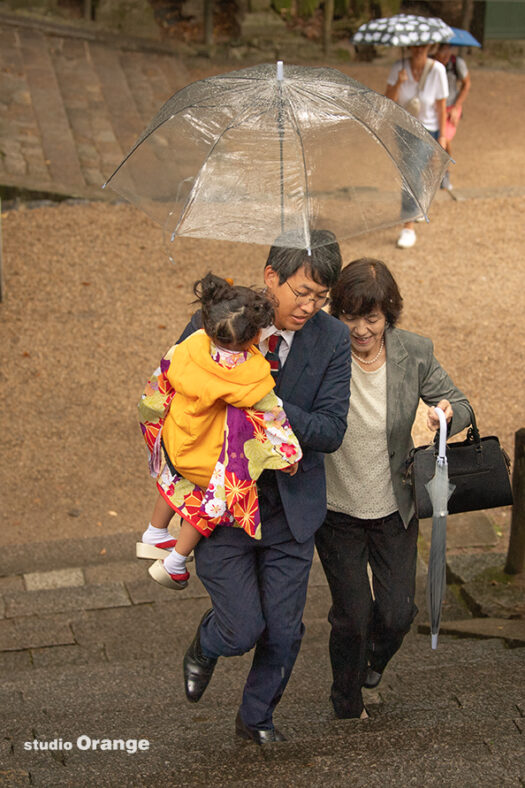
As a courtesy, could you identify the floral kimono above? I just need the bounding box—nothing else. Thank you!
[138,331,302,540]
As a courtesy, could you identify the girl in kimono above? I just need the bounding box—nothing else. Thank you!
[137,273,302,590]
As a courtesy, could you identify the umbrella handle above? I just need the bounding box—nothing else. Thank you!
[434,406,448,462]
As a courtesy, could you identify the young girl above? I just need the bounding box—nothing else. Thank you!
[137,273,302,590]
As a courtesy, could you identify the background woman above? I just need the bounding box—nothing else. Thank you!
[386,45,449,248]
[433,42,472,190]
[315,258,471,719]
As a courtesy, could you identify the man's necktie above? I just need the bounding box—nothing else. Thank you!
[266,334,283,378]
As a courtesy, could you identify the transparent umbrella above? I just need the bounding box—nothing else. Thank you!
[426,407,456,650]
[104,62,450,252]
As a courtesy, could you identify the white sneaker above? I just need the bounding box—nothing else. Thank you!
[396,228,416,249]
[440,171,453,190]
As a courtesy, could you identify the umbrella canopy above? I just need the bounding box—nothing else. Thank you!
[425,407,456,650]
[352,14,453,48]
[447,27,482,47]
[104,62,450,252]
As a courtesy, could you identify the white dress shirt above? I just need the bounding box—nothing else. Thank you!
[259,325,295,367]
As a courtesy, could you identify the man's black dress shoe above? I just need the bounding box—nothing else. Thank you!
[363,668,382,689]
[183,608,217,703]
[235,712,287,745]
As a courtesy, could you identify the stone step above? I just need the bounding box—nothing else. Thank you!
[119,52,175,126]
[88,43,146,162]
[18,30,84,190]
[0,27,48,186]
[1,633,523,785]
[0,26,191,202]
[50,36,117,190]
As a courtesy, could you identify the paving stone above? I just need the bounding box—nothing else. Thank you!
[3,583,131,618]
[0,616,75,651]
[24,567,85,591]
[89,43,143,154]
[1,532,138,575]
[461,575,525,619]
[30,642,107,668]
[0,566,24,595]
[447,552,508,584]
[84,560,144,585]
[448,511,498,549]
[4,155,26,176]
[0,650,33,672]
[83,168,106,186]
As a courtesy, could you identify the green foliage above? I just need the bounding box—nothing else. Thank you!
[271,0,292,13]
[298,0,320,17]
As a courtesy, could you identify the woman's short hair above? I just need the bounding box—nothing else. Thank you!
[330,258,403,325]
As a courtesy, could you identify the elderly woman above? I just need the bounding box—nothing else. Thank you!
[386,45,449,248]
[315,258,471,719]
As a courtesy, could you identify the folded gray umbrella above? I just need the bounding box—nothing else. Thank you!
[426,407,456,649]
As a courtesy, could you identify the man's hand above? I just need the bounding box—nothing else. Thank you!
[280,461,299,476]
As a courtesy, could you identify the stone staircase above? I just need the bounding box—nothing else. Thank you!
[1,532,524,785]
[0,19,191,202]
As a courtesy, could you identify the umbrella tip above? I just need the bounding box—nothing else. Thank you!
[307,247,312,256]
[276,61,284,81]
[431,633,439,650]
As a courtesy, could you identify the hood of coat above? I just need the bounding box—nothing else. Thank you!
[168,330,274,409]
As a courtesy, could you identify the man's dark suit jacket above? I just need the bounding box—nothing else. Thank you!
[178,309,351,544]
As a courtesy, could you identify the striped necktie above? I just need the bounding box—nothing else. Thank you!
[266,333,283,378]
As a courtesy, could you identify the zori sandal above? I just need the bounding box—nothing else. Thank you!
[136,541,194,562]
[148,559,189,590]
[136,540,177,560]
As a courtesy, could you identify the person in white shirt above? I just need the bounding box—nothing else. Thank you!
[386,45,449,249]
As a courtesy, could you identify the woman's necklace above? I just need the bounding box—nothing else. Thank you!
[352,336,385,365]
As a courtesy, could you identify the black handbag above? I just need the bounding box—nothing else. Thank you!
[405,405,513,519]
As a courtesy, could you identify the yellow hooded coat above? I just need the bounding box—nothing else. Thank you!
[162,330,275,489]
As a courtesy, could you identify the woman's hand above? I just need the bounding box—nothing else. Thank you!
[448,104,460,126]
[397,68,408,85]
[427,399,453,431]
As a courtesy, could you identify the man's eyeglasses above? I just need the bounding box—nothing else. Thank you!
[285,280,330,308]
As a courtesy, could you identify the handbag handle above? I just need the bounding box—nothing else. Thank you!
[432,401,480,450]
[434,406,448,462]
[464,403,481,444]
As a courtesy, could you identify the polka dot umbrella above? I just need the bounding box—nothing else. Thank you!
[353,14,453,48]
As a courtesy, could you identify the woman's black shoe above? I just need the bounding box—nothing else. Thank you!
[363,668,382,689]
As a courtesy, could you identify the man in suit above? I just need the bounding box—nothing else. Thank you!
[181,230,351,744]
